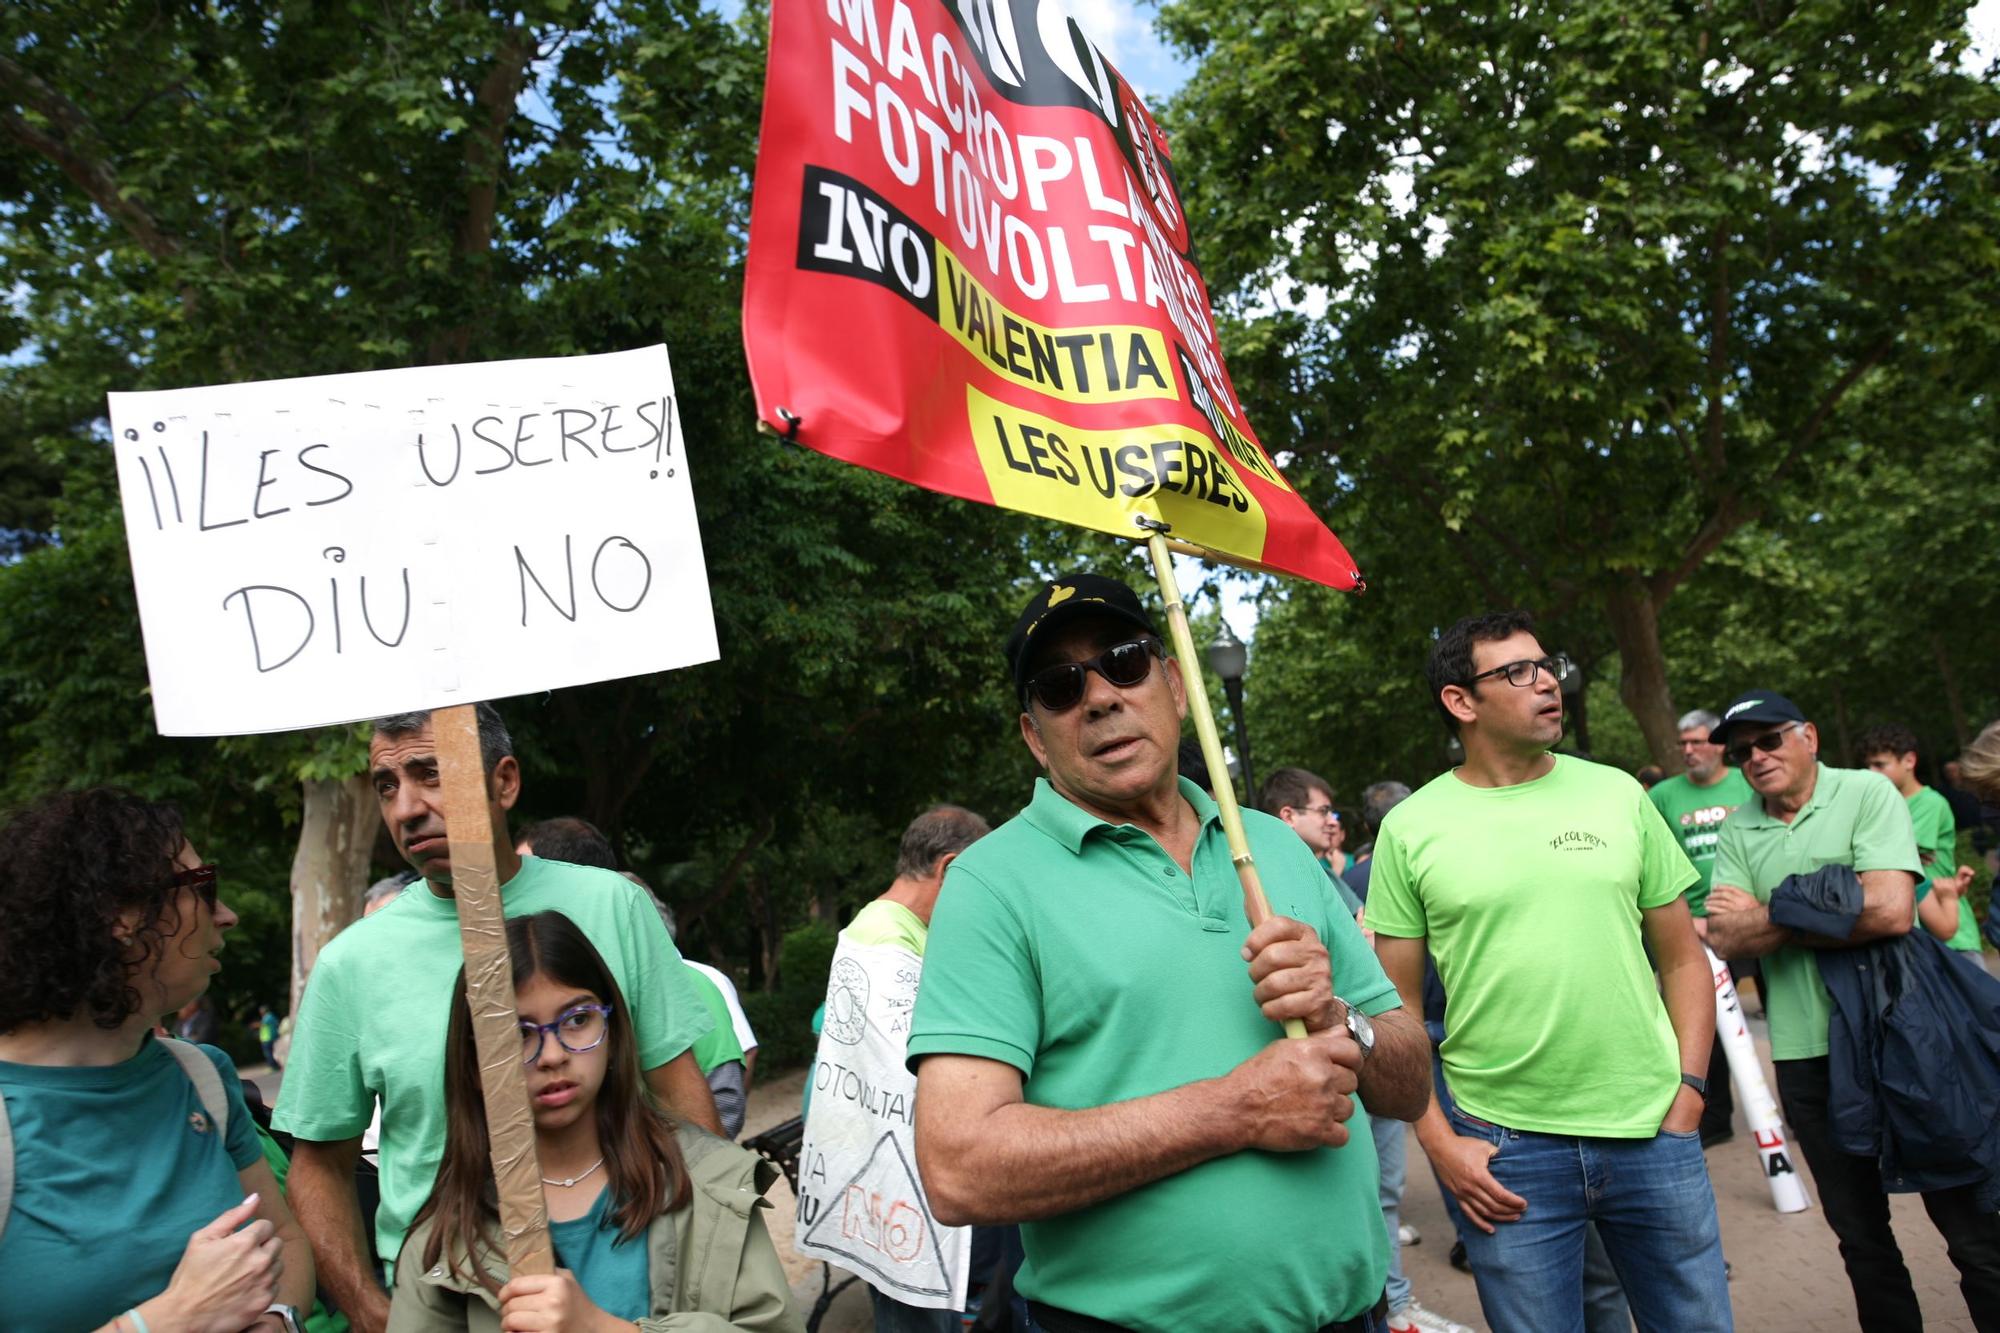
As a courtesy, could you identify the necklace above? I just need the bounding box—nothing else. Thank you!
[541,1157,605,1188]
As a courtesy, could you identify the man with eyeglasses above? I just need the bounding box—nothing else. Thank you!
[1645,708,1756,1146]
[908,574,1431,1333]
[1705,692,2000,1330]
[1367,611,1729,1332]
[274,702,719,1333]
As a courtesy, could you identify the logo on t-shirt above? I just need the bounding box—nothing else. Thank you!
[1550,830,1607,852]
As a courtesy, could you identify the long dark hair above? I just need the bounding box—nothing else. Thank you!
[409,911,691,1285]
[0,788,189,1032]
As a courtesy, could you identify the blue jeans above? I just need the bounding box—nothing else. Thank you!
[1446,1104,1730,1333]
[1369,1108,1411,1312]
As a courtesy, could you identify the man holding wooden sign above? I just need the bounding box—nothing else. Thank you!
[276,704,719,1332]
[909,576,1432,1333]
[108,346,725,1333]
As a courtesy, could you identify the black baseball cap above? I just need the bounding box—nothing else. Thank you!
[1004,574,1160,701]
[1709,690,1807,747]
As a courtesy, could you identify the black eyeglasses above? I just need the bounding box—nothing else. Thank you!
[1466,654,1573,689]
[170,863,219,914]
[1724,722,1801,768]
[1024,639,1163,712]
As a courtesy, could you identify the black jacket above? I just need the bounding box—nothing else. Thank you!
[1769,864,2000,1211]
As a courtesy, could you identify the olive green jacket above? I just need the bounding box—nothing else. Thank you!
[387,1127,804,1333]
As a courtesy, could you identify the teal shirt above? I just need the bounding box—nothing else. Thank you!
[0,1039,261,1331]
[1713,765,1923,1060]
[550,1187,652,1321]
[909,777,1399,1333]
[274,856,712,1269]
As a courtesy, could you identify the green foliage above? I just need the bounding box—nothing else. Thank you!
[739,920,838,1070]
[1161,0,2000,759]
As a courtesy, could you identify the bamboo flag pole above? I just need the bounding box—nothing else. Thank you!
[1141,525,1308,1041]
[434,704,558,1275]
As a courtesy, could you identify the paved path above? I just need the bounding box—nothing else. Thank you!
[741,1011,1982,1332]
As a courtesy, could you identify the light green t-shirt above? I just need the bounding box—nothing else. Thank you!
[687,964,748,1074]
[273,856,711,1268]
[1367,755,1695,1137]
[1647,767,1756,915]
[845,898,930,955]
[1712,766,1922,1059]
[909,778,1399,1333]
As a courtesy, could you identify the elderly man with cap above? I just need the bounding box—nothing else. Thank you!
[1705,690,2000,1331]
[908,574,1430,1333]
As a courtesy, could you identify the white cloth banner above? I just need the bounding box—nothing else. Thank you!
[108,345,716,735]
[796,936,970,1310]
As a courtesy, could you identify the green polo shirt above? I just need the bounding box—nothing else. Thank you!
[1367,755,1695,1137]
[1647,767,1756,915]
[1712,765,1923,1060]
[908,777,1399,1333]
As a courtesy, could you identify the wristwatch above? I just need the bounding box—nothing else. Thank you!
[1680,1072,1709,1097]
[264,1305,303,1333]
[1343,1002,1375,1061]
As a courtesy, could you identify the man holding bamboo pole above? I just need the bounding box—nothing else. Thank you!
[910,575,1430,1333]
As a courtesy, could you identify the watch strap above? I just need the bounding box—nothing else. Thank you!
[1680,1072,1709,1097]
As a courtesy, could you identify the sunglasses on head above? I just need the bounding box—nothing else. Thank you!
[170,862,219,913]
[1024,638,1163,712]
[1724,721,1801,768]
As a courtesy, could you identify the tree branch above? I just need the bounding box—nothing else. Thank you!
[0,54,179,261]
[427,25,537,362]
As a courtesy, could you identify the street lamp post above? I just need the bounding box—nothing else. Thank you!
[1207,619,1254,800]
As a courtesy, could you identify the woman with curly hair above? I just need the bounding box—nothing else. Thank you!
[0,787,316,1332]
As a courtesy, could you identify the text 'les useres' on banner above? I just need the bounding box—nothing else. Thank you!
[743,0,1363,587]
[110,345,719,736]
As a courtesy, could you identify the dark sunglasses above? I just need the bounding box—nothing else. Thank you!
[1024,638,1163,712]
[170,862,219,913]
[1724,722,1801,768]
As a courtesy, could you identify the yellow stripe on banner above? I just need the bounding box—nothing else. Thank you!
[937,248,1176,406]
[966,386,1270,559]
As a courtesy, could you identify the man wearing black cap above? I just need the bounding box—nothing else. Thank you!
[1705,690,2000,1329]
[907,574,1430,1333]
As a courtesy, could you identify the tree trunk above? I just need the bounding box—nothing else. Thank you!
[290,775,379,1015]
[1602,578,1682,770]
[1932,633,1970,752]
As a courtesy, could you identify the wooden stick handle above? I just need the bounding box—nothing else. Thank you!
[435,704,557,1275]
[1143,534,1308,1041]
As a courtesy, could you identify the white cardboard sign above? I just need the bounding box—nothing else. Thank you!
[109,345,717,735]
[797,936,970,1310]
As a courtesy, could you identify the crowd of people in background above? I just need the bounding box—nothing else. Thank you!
[3,578,1998,1333]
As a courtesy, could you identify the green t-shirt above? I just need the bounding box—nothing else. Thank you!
[0,1039,261,1331]
[1712,765,1922,1060]
[273,856,711,1268]
[1904,786,1979,950]
[909,777,1399,1333]
[1366,755,1696,1137]
[845,898,930,954]
[687,965,748,1075]
[1646,768,1756,915]
[549,1186,651,1321]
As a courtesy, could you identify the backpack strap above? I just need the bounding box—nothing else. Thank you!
[0,1081,15,1242]
[159,1037,230,1140]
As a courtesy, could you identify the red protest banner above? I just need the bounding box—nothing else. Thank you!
[743,0,1362,589]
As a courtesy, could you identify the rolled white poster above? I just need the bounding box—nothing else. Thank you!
[1708,945,1812,1212]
